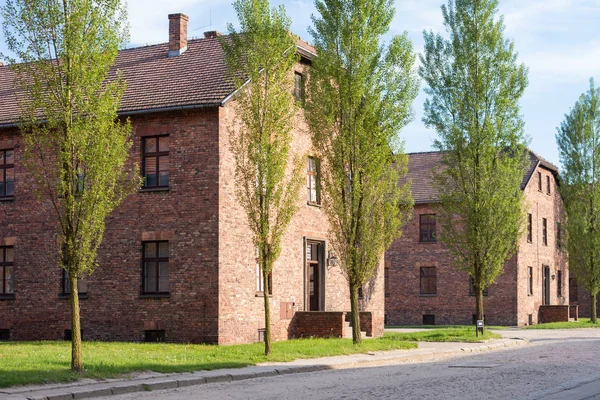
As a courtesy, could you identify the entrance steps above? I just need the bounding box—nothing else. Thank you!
[343,320,367,339]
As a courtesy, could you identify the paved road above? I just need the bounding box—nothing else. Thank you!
[95,329,600,400]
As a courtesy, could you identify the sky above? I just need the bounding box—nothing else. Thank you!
[2,0,600,166]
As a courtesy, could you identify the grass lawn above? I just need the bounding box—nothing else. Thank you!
[0,327,497,388]
[524,318,600,329]
[385,327,501,343]
[386,325,510,330]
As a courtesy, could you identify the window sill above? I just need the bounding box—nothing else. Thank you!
[419,294,437,297]
[0,196,15,202]
[0,294,15,300]
[139,187,170,193]
[58,294,88,300]
[419,240,437,244]
[469,294,489,297]
[255,292,273,298]
[139,293,171,299]
[307,201,321,208]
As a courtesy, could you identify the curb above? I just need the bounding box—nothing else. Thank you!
[1,339,528,400]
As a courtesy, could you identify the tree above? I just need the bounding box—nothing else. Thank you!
[419,0,529,324]
[556,79,600,323]
[306,0,418,344]
[1,0,134,371]
[222,0,303,356]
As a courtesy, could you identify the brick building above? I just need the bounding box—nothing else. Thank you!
[385,150,569,326]
[0,14,384,343]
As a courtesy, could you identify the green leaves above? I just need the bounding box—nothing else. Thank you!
[306,0,417,337]
[421,0,529,297]
[557,78,600,315]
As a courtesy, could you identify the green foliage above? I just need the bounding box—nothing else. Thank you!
[524,318,600,329]
[306,0,418,344]
[1,0,137,370]
[0,337,417,387]
[420,0,529,321]
[556,79,600,322]
[385,328,501,342]
[222,0,304,355]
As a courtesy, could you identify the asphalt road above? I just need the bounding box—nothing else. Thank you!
[96,329,600,400]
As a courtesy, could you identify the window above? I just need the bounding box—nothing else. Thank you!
[307,157,320,204]
[0,246,14,296]
[527,213,533,243]
[542,218,548,246]
[0,329,9,341]
[537,171,542,191]
[420,267,436,295]
[142,241,169,294]
[256,250,273,295]
[294,72,304,101]
[419,214,436,242]
[0,149,14,198]
[144,330,165,342]
[422,314,435,325]
[546,175,551,195]
[384,267,390,298]
[557,270,563,297]
[556,222,562,249]
[61,270,88,296]
[469,276,488,296]
[528,267,533,296]
[143,136,169,188]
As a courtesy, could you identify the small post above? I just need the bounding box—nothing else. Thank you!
[476,319,484,337]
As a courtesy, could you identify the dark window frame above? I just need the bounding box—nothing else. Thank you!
[142,241,170,295]
[419,266,437,295]
[527,213,533,243]
[538,171,542,191]
[0,246,14,296]
[142,135,170,189]
[294,72,305,101]
[61,269,88,298]
[469,276,489,296]
[528,266,533,296]
[419,214,436,243]
[0,148,15,199]
[542,218,548,246]
[557,270,563,297]
[546,175,551,195]
[307,156,321,205]
[256,254,273,296]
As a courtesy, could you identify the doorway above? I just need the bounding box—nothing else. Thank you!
[305,240,324,311]
[542,265,551,305]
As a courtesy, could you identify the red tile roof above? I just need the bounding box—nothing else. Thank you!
[404,150,559,204]
[0,35,315,126]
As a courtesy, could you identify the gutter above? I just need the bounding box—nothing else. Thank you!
[0,102,223,129]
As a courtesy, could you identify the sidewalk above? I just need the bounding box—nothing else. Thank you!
[0,338,527,400]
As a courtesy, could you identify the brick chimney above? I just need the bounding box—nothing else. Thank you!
[204,31,222,39]
[168,13,189,58]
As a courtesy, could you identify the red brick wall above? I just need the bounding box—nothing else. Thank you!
[293,312,345,338]
[216,66,384,344]
[516,166,568,325]
[539,305,569,323]
[0,108,221,342]
[385,203,518,326]
[385,164,568,327]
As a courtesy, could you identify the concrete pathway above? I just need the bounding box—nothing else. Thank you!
[0,336,526,400]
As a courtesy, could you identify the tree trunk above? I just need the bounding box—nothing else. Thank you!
[592,292,597,324]
[262,268,272,356]
[349,282,362,345]
[69,272,83,372]
[476,287,484,323]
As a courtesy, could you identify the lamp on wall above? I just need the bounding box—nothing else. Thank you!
[551,274,556,280]
[327,250,338,269]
